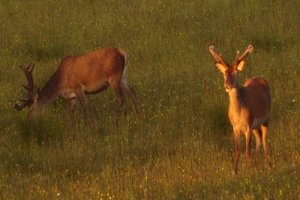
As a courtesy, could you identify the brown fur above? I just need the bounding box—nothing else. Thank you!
[16,48,140,125]
[209,45,271,175]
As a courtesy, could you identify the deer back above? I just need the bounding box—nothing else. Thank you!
[239,77,271,127]
[57,48,126,93]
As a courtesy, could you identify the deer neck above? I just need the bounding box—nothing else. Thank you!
[35,74,60,109]
[228,84,243,114]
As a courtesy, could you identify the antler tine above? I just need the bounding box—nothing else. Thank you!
[15,102,28,111]
[19,63,35,93]
[26,72,34,92]
[15,98,32,111]
[22,84,31,91]
[16,63,36,111]
[235,50,240,61]
[237,44,254,62]
[209,46,228,65]
[232,50,241,66]
[26,63,35,73]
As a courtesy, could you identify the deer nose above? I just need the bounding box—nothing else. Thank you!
[225,85,232,91]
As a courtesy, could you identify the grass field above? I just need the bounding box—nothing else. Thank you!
[0,0,299,199]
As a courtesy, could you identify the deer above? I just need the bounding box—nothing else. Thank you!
[15,48,141,125]
[208,44,271,175]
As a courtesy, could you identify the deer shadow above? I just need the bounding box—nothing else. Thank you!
[17,115,64,148]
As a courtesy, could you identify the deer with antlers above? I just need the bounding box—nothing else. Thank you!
[208,45,271,175]
[15,48,141,125]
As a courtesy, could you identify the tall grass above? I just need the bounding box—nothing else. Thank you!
[0,0,299,199]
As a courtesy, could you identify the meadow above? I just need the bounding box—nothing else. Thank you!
[0,0,299,199]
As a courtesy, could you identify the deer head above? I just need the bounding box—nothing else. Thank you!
[15,63,38,112]
[209,45,254,92]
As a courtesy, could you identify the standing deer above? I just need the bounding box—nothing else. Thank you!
[15,48,141,125]
[208,45,271,175]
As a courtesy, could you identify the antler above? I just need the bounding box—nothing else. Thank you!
[208,46,229,66]
[233,45,254,64]
[19,64,34,94]
[15,99,31,111]
[15,63,35,111]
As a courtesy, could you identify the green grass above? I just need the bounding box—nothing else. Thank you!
[0,0,299,199]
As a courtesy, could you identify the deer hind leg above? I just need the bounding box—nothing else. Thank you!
[111,79,125,126]
[232,130,241,175]
[252,128,262,166]
[261,123,271,167]
[244,128,254,170]
[121,75,141,113]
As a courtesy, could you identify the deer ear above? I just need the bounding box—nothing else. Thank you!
[216,63,228,73]
[236,60,246,71]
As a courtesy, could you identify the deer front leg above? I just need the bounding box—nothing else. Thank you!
[252,129,262,166]
[232,129,241,176]
[245,127,252,161]
[66,97,76,126]
[75,88,91,122]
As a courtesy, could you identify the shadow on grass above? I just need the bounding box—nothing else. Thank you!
[203,101,232,150]
[252,36,286,52]
[17,116,64,147]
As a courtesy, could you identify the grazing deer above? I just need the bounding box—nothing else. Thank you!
[15,48,141,125]
[208,45,271,175]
